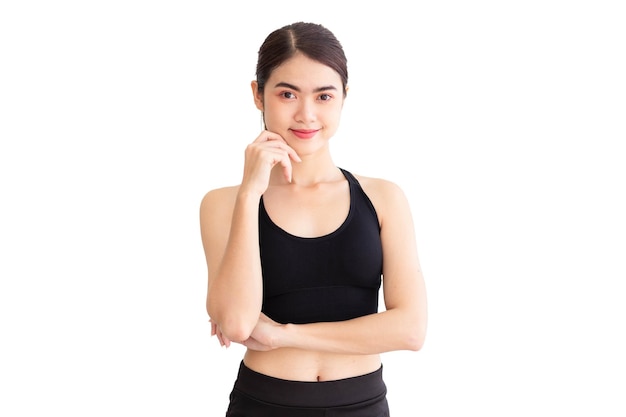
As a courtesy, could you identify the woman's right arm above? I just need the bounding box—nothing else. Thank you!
[200,186,264,344]
[200,131,300,343]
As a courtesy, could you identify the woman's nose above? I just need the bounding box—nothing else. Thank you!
[295,99,316,123]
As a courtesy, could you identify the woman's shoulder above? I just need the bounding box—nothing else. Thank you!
[200,185,241,217]
[350,172,406,200]
[349,172,411,218]
[202,184,240,200]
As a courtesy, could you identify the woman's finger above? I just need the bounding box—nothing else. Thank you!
[253,130,301,163]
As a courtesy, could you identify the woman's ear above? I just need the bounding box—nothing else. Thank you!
[251,80,264,111]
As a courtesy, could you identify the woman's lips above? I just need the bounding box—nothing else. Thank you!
[290,129,319,139]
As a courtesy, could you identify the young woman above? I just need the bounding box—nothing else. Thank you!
[200,22,427,416]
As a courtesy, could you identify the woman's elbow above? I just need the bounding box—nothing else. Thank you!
[220,319,255,343]
[404,317,427,351]
[405,329,426,351]
[207,298,259,342]
[208,307,256,342]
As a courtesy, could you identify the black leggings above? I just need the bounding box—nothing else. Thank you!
[225,361,390,417]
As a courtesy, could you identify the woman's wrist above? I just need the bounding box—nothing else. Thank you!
[275,322,296,349]
[236,187,263,204]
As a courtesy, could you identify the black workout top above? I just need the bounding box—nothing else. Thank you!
[259,169,383,325]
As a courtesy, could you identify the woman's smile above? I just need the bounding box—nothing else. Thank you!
[290,128,320,139]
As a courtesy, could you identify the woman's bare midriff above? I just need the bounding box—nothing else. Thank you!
[243,349,381,382]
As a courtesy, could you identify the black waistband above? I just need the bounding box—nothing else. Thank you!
[232,361,387,408]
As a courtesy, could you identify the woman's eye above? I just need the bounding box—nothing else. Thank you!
[319,94,332,101]
[282,92,296,99]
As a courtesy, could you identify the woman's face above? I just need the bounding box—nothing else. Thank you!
[252,53,345,156]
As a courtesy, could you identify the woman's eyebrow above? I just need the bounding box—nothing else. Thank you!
[274,82,338,93]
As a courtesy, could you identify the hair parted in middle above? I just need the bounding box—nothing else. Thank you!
[255,22,348,97]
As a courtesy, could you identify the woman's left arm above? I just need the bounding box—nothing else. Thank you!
[247,178,428,355]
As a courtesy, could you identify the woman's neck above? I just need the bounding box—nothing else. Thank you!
[270,154,341,187]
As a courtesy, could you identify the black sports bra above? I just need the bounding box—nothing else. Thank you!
[259,169,383,324]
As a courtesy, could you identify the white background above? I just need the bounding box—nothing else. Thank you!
[1,1,625,416]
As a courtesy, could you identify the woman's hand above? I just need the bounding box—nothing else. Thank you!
[240,130,301,196]
[241,313,284,352]
[210,313,283,351]
[209,318,231,348]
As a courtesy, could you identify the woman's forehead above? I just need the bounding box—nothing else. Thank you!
[268,54,342,89]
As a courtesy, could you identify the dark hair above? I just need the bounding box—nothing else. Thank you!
[256,22,348,97]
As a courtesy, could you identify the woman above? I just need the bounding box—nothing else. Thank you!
[200,22,427,416]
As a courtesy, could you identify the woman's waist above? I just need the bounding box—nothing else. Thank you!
[243,349,381,382]
[233,357,387,408]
